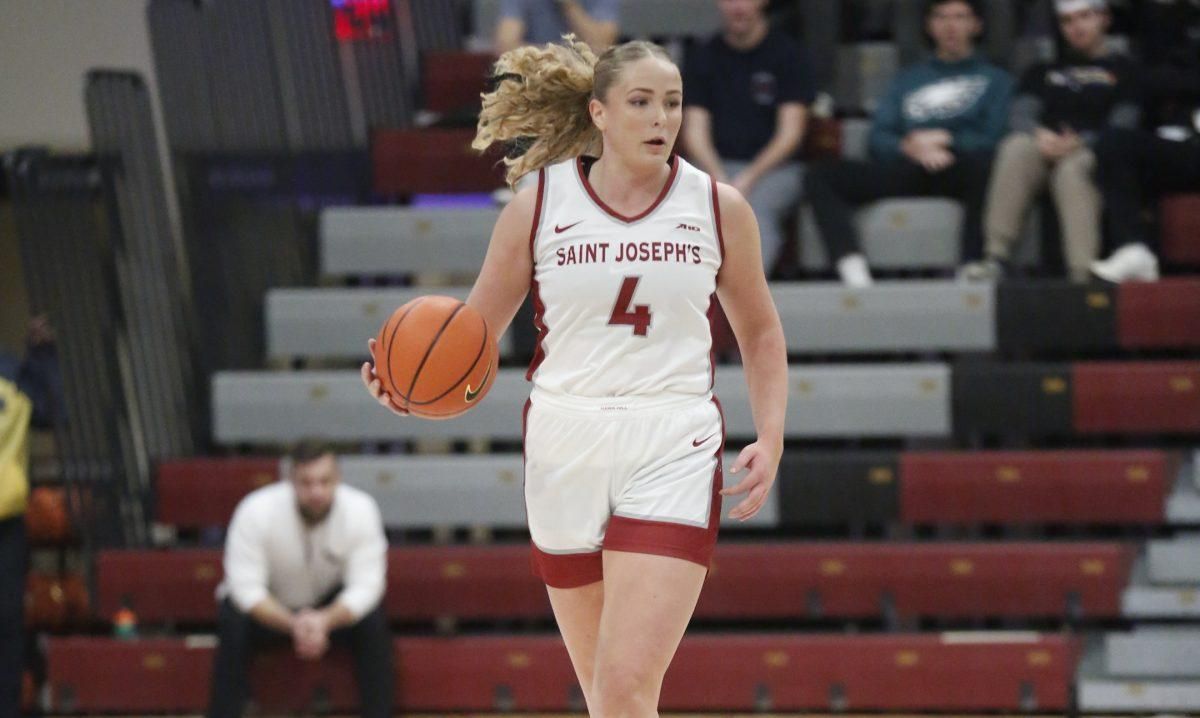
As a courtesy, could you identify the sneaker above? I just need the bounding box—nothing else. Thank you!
[836,253,873,288]
[957,258,1005,283]
[1090,243,1159,283]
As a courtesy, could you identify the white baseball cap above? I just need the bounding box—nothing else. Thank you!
[1055,0,1106,14]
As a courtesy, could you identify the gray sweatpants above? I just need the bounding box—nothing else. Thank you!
[723,160,805,274]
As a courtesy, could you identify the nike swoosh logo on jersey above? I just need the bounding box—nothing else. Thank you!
[554,221,583,233]
[692,433,718,448]
[464,360,493,403]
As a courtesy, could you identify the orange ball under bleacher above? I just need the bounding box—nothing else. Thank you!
[372,295,499,419]
[24,487,71,544]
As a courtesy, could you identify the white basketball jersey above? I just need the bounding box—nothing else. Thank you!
[527,155,724,398]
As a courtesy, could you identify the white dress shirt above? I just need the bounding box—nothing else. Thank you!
[217,481,387,620]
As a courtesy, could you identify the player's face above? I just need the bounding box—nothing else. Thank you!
[292,453,339,524]
[592,56,683,167]
[1058,8,1109,54]
[717,0,768,35]
[927,1,981,57]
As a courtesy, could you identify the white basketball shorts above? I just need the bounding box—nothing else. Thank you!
[522,388,725,588]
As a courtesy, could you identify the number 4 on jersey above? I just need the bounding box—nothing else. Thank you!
[608,276,652,336]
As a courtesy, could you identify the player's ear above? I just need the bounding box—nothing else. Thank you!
[589,97,607,133]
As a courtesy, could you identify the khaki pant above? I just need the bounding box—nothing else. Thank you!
[984,132,1101,281]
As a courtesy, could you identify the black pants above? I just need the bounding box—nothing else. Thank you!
[0,516,26,718]
[806,152,995,263]
[1095,128,1200,254]
[207,598,393,718]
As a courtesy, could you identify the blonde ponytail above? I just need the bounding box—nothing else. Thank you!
[473,36,599,188]
[473,36,675,188]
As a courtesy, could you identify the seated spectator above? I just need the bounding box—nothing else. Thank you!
[1090,0,1200,282]
[806,0,1012,286]
[683,0,815,276]
[494,0,619,54]
[208,441,391,718]
[962,0,1141,282]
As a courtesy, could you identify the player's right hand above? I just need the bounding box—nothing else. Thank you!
[362,338,409,417]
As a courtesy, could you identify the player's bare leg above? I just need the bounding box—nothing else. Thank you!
[590,550,707,717]
[546,580,604,710]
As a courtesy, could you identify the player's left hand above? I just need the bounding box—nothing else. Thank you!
[720,440,781,521]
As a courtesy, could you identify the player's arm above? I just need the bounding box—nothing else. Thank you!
[362,180,535,414]
[713,182,787,521]
[465,178,536,338]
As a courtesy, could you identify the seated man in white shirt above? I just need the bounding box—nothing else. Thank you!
[207,441,391,718]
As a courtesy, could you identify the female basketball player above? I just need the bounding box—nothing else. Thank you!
[362,37,787,716]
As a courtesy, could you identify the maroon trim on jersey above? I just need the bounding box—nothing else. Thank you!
[706,292,718,392]
[525,169,548,382]
[531,546,603,588]
[603,397,725,569]
[528,168,546,261]
[709,175,726,262]
[576,154,679,223]
[525,279,548,381]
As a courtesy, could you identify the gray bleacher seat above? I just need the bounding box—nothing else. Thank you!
[1079,676,1200,713]
[340,453,778,529]
[266,288,515,361]
[472,0,721,41]
[212,364,950,444]
[832,42,898,114]
[772,281,994,353]
[1148,537,1200,584]
[320,206,499,276]
[800,199,1042,271]
[1105,630,1200,677]
[801,199,964,269]
[1167,474,1200,523]
[266,282,993,360]
[1122,584,1200,619]
[1079,632,1200,711]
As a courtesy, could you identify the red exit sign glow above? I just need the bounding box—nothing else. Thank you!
[332,0,393,41]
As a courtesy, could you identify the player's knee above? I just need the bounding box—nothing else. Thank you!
[591,663,658,715]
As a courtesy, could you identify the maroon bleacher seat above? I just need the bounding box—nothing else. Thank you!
[388,545,550,621]
[372,128,504,195]
[1073,361,1200,433]
[95,550,222,623]
[1118,279,1200,349]
[46,633,1078,712]
[98,542,1131,626]
[156,458,278,528]
[1161,194,1200,266]
[44,637,356,714]
[45,638,213,713]
[899,450,1171,525]
[397,636,575,711]
[665,634,1077,712]
[422,50,495,114]
[698,543,1131,620]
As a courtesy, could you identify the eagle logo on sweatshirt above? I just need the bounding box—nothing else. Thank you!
[903,76,990,122]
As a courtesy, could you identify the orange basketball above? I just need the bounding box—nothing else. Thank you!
[372,295,499,419]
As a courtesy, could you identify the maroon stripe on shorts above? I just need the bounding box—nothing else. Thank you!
[602,397,725,569]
